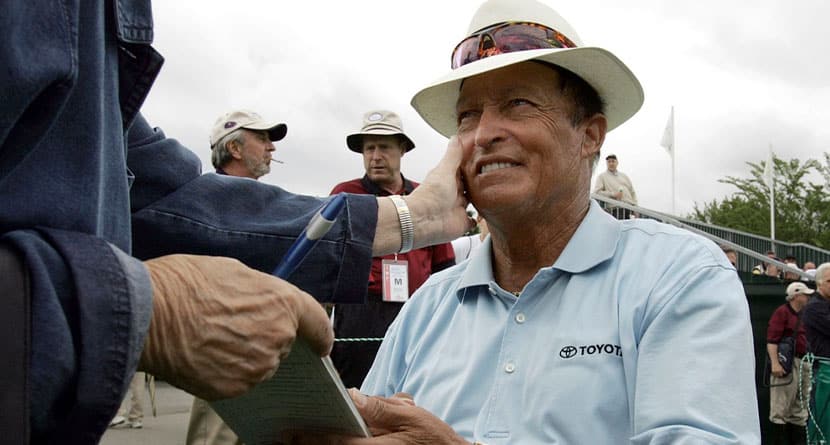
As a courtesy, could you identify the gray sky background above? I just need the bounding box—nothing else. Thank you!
[142,0,830,217]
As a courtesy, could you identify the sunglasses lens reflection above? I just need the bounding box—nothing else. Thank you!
[450,22,577,69]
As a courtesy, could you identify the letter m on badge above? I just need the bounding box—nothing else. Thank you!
[381,259,409,302]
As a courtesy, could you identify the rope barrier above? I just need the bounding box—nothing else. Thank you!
[334,337,385,342]
[804,354,830,445]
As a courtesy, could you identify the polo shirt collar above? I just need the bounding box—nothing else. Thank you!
[360,174,415,196]
[456,200,621,300]
[553,200,620,273]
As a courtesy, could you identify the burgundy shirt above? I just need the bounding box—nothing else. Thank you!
[331,175,455,297]
[767,303,807,356]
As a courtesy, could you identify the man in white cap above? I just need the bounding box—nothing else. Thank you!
[329,110,456,389]
[209,109,287,179]
[185,108,290,445]
[765,282,812,444]
[300,0,759,443]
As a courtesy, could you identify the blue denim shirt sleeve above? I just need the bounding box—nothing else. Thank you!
[0,0,159,441]
[128,114,378,303]
[2,229,152,444]
[109,244,154,384]
[1,0,375,441]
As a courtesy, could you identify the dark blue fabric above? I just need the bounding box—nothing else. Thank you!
[803,295,830,359]
[0,242,30,444]
[128,118,377,303]
[0,0,378,443]
[1,1,158,442]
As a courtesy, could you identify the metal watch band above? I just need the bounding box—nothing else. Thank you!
[388,195,414,253]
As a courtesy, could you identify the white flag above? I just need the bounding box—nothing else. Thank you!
[763,148,774,190]
[660,107,674,155]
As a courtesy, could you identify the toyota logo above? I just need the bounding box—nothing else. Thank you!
[559,345,578,359]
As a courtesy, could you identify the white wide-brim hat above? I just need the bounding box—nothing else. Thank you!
[411,0,644,137]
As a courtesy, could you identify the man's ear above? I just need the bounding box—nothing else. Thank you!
[580,113,607,159]
[228,140,243,160]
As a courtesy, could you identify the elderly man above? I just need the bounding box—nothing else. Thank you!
[802,263,830,443]
[301,0,760,443]
[766,282,812,444]
[208,110,286,179]
[593,153,638,219]
[329,110,456,388]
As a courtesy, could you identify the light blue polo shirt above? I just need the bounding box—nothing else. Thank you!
[361,201,760,444]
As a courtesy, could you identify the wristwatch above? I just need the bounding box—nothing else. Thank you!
[388,195,414,253]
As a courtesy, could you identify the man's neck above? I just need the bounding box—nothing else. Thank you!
[373,175,404,195]
[488,198,590,295]
[222,163,257,180]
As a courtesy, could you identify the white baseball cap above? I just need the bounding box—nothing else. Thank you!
[786,281,815,298]
[210,110,287,148]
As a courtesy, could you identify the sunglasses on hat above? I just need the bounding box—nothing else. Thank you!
[451,21,577,69]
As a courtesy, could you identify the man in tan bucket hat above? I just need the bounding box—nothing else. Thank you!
[329,110,455,389]
[299,0,759,443]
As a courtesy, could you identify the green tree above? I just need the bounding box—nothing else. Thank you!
[691,153,830,249]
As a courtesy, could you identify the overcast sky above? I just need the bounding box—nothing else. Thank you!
[141,0,830,217]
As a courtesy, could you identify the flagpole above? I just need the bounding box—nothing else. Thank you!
[770,184,775,240]
[660,106,676,215]
[769,145,775,243]
[671,108,676,215]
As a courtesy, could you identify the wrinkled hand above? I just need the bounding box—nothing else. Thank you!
[406,136,474,248]
[291,389,469,445]
[138,254,333,400]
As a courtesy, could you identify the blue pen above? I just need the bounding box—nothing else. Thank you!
[273,193,347,280]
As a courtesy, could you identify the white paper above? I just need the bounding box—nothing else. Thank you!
[210,337,371,444]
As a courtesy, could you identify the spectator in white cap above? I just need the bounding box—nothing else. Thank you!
[184,107,290,445]
[765,281,812,443]
[297,0,760,443]
[209,109,287,179]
